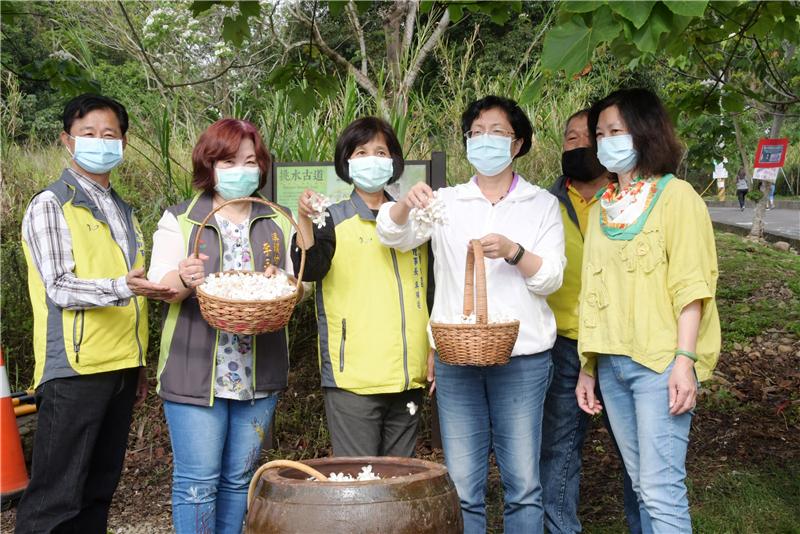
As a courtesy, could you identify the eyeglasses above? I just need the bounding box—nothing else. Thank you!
[464,128,516,139]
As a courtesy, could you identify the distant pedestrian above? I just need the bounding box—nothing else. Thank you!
[768,182,776,210]
[735,168,748,211]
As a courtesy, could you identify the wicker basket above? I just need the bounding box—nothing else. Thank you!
[430,239,519,366]
[193,197,306,335]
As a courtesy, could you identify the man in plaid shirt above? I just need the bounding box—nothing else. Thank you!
[15,94,177,534]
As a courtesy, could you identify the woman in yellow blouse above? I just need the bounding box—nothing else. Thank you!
[575,88,720,534]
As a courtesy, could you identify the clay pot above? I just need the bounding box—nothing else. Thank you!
[246,456,463,533]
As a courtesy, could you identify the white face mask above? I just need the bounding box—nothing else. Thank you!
[214,166,261,200]
[466,134,513,177]
[348,156,394,193]
[68,135,124,174]
[597,134,638,174]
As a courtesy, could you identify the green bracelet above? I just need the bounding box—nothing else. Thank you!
[675,349,698,362]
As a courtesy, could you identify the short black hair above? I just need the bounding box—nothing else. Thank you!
[334,117,405,184]
[63,94,129,136]
[588,88,683,178]
[460,96,533,158]
[564,108,590,137]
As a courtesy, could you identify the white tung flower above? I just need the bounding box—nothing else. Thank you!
[309,193,332,229]
[200,271,296,301]
[410,191,447,239]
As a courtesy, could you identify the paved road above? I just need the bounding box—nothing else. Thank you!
[708,206,800,241]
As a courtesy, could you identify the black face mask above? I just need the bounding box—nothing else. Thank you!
[561,147,606,182]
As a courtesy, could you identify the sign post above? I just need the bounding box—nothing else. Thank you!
[752,137,788,183]
[266,151,447,208]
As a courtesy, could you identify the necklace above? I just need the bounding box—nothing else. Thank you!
[483,173,517,206]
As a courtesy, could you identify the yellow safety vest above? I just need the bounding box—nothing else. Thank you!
[23,171,148,388]
[316,191,429,394]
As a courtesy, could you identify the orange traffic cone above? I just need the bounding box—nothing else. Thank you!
[0,349,29,505]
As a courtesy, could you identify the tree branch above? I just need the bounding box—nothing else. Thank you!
[700,1,762,106]
[345,0,368,75]
[512,5,556,78]
[291,3,380,99]
[693,46,799,107]
[118,1,277,90]
[399,7,450,99]
[267,2,291,50]
[752,37,797,99]
[0,61,49,83]
[402,0,418,53]
[116,0,172,91]
[384,1,407,86]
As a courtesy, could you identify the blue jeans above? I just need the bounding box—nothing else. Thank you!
[435,352,552,534]
[540,336,642,533]
[598,356,693,534]
[164,395,279,534]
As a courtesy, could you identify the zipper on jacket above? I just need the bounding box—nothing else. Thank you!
[96,213,144,365]
[207,225,225,408]
[133,297,144,366]
[78,211,142,365]
[73,310,85,363]
[390,250,410,390]
[247,217,260,406]
[339,318,346,372]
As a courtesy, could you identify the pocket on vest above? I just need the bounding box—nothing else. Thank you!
[339,318,346,372]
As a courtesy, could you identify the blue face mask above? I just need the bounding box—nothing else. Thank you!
[69,136,124,174]
[597,134,638,174]
[214,166,261,200]
[466,134,513,177]
[348,156,394,193]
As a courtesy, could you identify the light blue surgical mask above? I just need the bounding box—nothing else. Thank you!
[466,134,513,177]
[214,166,261,200]
[68,135,124,174]
[348,156,394,193]
[597,134,638,174]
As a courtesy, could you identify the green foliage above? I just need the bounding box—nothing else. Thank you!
[0,2,99,97]
[715,232,800,344]
[542,5,620,75]
[419,0,522,24]
[267,63,340,114]
[543,0,708,76]
[189,0,260,46]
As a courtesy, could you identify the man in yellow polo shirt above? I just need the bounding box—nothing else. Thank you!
[540,110,641,534]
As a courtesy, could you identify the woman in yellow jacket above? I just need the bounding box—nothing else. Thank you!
[575,88,720,533]
[290,117,429,457]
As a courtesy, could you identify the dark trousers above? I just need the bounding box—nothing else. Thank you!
[323,387,424,457]
[15,368,139,534]
[737,188,748,209]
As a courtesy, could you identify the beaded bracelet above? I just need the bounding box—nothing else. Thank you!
[675,349,698,362]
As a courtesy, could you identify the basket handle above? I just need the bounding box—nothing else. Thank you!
[463,239,488,325]
[191,196,306,293]
[247,459,328,508]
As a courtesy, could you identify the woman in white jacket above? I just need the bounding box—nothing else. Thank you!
[376,95,565,534]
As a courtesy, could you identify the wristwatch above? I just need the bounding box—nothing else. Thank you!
[505,243,525,265]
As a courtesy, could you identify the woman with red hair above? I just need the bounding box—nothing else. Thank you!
[147,119,293,533]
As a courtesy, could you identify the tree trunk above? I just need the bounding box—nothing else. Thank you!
[732,114,751,185]
[749,107,785,238]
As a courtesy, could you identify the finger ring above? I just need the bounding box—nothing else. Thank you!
[190,274,196,281]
